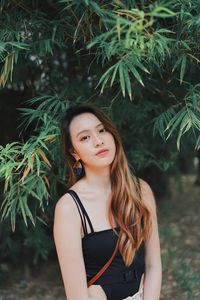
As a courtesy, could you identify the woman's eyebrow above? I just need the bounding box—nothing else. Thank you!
[76,123,103,137]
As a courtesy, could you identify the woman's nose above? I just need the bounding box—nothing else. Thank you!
[93,134,103,146]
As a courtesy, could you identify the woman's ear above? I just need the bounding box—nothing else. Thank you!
[70,148,80,161]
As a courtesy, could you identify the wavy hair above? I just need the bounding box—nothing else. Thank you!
[61,103,152,266]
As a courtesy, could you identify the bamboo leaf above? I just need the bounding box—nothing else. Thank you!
[36,149,51,168]
[180,54,187,84]
[21,165,31,182]
[19,197,28,226]
[195,135,200,150]
[119,63,125,97]
[129,65,144,86]
[73,11,86,44]
[134,58,150,74]
[150,6,176,18]
[96,65,116,93]
[165,109,186,139]
[110,63,119,87]
[116,17,121,40]
[123,65,132,100]
[23,200,35,226]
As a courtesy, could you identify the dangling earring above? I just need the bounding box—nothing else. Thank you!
[73,159,83,176]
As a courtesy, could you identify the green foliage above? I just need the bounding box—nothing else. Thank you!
[0,219,53,264]
[153,83,200,150]
[0,94,69,230]
[0,0,199,262]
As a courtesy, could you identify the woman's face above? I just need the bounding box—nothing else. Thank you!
[69,112,116,170]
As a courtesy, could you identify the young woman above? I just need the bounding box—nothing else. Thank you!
[53,104,162,300]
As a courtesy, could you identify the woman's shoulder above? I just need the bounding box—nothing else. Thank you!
[54,191,82,237]
[138,177,152,192]
[137,178,156,211]
[54,187,82,221]
[55,192,74,211]
[55,178,88,215]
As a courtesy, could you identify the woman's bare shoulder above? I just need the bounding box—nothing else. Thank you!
[55,192,75,211]
[137,178,157,211]
[138,178,151,191]
[54,191,82,229]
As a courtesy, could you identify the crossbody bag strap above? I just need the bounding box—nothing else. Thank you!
[87,238,119,287]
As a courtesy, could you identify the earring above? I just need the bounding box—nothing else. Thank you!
[73,159,83,176]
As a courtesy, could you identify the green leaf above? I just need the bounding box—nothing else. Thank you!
[129,65,144,86]
[119,63,125,97]
[123,65,132,100]
[96,64,115,93]
[150,6,176,18]
[165,108,186,139]
[180,54,187,84]
[110,63,119,87]
[19,197,28,226]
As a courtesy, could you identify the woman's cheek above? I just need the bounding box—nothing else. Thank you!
[80,143,93,160]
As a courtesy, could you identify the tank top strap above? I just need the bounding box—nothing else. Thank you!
[67,189,94,235]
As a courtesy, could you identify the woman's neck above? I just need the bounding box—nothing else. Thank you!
[83,166,111,194]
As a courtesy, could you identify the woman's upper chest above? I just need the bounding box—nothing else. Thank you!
[73,189,113,231]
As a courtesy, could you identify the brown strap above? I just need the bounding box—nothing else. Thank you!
[87,238,119,287]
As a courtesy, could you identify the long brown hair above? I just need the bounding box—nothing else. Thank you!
[61,103,152,266]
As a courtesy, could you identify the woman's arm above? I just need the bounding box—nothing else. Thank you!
[53,193,91,300]
[139,179,162,300]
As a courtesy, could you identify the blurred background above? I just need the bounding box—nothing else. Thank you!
[0,1,199,299]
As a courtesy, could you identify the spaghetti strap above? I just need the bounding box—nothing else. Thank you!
[68,192,88,235]
[67,189,94,235]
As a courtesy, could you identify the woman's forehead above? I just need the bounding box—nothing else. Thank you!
[69,112,102,136]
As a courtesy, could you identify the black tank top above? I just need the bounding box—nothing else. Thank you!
[67,189,145,300]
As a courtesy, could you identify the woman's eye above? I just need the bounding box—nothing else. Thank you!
[99,128,107,133]
[80,135,90,141]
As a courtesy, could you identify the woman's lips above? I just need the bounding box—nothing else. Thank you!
[96,149,109,156]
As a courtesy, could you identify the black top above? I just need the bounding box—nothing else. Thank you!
[66,189,145,300]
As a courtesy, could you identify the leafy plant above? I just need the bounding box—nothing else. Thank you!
[0,0,199,262]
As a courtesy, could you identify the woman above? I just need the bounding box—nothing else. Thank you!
[53,104,162,300]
